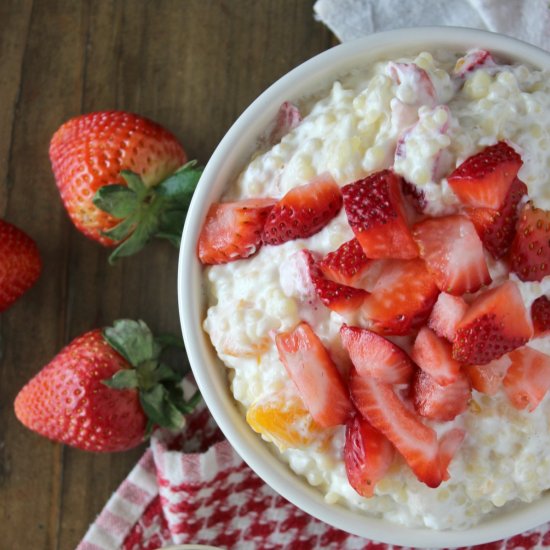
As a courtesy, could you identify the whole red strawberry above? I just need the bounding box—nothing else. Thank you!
[14,320,200,452]
[49,111,202,262]
[0,220,41,312]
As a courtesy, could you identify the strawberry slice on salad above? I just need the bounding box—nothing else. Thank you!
[510,201,550,282]
[531,295,550,336]
[340,325,414,385]
[503,347,550,412]
[452,281,533,365]
[413,215,491,295]
[263,174,343,245]
[318,238,371,285]
[349,370,465,488]
[344,414,395,498]
[275,322,353,427]
[342,170,419,260]
[453,49,495,77]
[467,177,527,259]
[198,198,276,264]
[464,355,512,396]
[412,368,471,422]
[447,141,523,210]
[428,292,468,343]
[361,259,439,336]
[412,327,461,386]
[301,250,368,315]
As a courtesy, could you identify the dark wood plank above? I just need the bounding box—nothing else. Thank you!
[0,1,333,548]
[0,0,88,548]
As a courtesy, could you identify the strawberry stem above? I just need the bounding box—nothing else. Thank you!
[93,161,203,264]
[101,319,200,432]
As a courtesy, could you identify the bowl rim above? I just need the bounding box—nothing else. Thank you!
[178,26,550,548]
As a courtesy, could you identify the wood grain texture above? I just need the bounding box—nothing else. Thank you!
[0,0,333,548]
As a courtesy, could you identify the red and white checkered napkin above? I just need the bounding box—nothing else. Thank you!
[77,397,550,550]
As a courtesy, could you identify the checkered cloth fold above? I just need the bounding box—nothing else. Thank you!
[77,390,550,550]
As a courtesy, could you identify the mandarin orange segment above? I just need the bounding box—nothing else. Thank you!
[246,393,329,452]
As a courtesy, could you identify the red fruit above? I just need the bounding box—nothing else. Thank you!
[14,320,196,452]
[301,250,368,314]
[0,220,42,312]
[197,198,276,264]
[453,49,495,77]
[318,238,371,285]
[412,368,471,421]
[447,142,523,209]
[349,370,464,487]
[401,179,427,214]
[311,275,368,315]
[262,175,343,245]
[464,355,512,395]
[453,281,533,365]
[275,322,353,427]
[412,327,461,386]
[510,201,550,282]
[342,170,419,260]
[270,101,302,144]
[361,259,439,335]
[15,330,145,452]
[531,295,550,336]
[49,111,194,260]
[344,414,395,498]
[340,325,414,384]
[503,347,550,411]
[387,62,436,106]
[413,215,491,295]
[428,292,468,342]
[438,428,466,479]
[467,178,527,259]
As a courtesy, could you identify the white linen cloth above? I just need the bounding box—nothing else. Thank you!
[314,0,550,51]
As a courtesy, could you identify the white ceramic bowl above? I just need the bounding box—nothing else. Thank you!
[178,27,550,548]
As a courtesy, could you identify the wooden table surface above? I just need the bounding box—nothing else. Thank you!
[0,1,335,548]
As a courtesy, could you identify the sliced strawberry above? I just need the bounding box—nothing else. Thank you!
[467,177,527,259]
[453,281,533,365]
[412,327,461,386]
[301,250,368,315]
[270,101,302,144]
[340,325,414,384]
[464,355,512,395]
[447,142,523,209]
[361,259,439,335]
[510,201,550,282]
[275,322,353,427]
[428,292,468,342]
[503,347,550,412]
[387,62,436,106]
[413,215,491,295]
[342,170,419,260]
[344,414,395,498]
[531,295,550,336]
[412,368,471,422]
[318,238,371,285]
[262,175,342,245]
[438,428,466,482]
[453,49,495,77]
[311,274,368,315]
[401,179,427,214]
[198,198,276,264]
[349,370,461,488]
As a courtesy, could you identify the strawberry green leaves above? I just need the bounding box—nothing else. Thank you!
[93,161,203,263]
[102,319,200,433]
